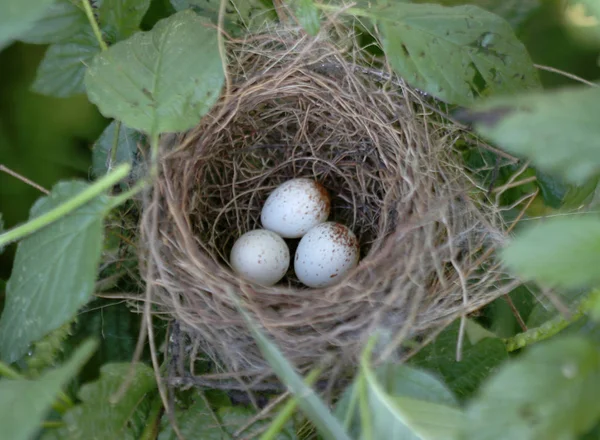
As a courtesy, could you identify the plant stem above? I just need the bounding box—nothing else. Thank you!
[82,0,108,51]
[0,164,131,248]
[504,291,600,352]
[139,393,164,440]
[109,177,150,209]
[0,361,21,379]
[260,368,322,440]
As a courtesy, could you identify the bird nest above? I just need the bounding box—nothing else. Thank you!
[141,27,517,390]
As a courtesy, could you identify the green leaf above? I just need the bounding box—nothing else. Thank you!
[290,0,320,36]
[374,3,540,106]
[0,0,57,50]
[99,0,151,42]
[32,31,100,98]
[51,363,157,440]
[0,214,4,255]
[238,304,352,440]
[92,121,141,177]
[459,86,600,185]
[219,406,297,439]
[26,320,74,376]
[411,320,508,400]
[0,181,110,363]
[0,340,96,440]
[502,217,600,288]
[85,10,224,136]
[462,336,600,440]
[18,0,87,45]
[359,344,464,440]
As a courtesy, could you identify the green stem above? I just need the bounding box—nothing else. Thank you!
[109,177,150,209]
[315,3,372,19]
[139,393,164,440]
[0,164,131,248]
[504,291,600,352]
[82,0,108,51]
[260,368,322,440]
[0,361,22,379]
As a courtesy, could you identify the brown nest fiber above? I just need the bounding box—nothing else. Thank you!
[143,27,515,389]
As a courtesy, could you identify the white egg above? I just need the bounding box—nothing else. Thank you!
[294,222,359,288]
[261,178,330,238]
[230,230,290,286]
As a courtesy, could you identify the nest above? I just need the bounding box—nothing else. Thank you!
[142,26,516,390]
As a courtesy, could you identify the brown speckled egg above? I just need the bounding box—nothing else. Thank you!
[294,222,359,288]
[261,178,330,238]
[230,230,290,286]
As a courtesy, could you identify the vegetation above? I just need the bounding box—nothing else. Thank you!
[2,0,600,439]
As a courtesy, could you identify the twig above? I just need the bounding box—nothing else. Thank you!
[503,294,528,332]
[534,64,598,87]
[218,0,232,97]
[0,165,49,194]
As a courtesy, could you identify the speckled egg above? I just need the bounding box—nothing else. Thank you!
[230,229,290,286]
[261,178,330,238]
[294,222,359,288]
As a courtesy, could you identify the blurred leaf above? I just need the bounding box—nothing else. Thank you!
[0,181,109,363]
[411,321,508,400]
[290,0,320,36]
[533,170,599,210]
[25,320,74,376]
[459,86,600,185]
[375,3,540,106]
[0,340,96,440]
[158,392,296,439]
[19,0,87,44]
[0,0,57,50]
[239,303,351,440]
[462,336,600,440]
[502,217,600,288]
[565,0,600,45]
[413,0,540,30]
[32,31,100,98]
[69,300,141,383]
[170,0,276,32]
[360,343,464,440]
[50,363,156,440]
[99,0,151,42]
[85,10,224,136]
[526,288,588,328]
[0,214,4,255]
[92,121,141,177]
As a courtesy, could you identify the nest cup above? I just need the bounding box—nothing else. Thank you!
[143,27,513,389]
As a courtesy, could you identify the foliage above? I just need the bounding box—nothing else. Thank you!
[2,0,600,439]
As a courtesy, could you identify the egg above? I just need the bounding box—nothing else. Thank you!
[294,222,359,288]
[230,230,290,286]
[261,178,330,238]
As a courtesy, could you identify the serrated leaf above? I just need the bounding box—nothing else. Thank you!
[51,363,156,440]
[99,0,151,42]
[462,336,600,440]
[410,320,508,400]
[85,10,224,136]
[502,217,600,288]
[238,304,352,440]
[18,0,87,45]
[26,320,74,376]
[290,0,320,36]
[0,181,110,363]
[32,30,100,98]
[92,121,141,177]
[375,3,540,106]
[0,340,96,440]
[459,86,600,185]
[359,345,464,440]
[0,0,57,50]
